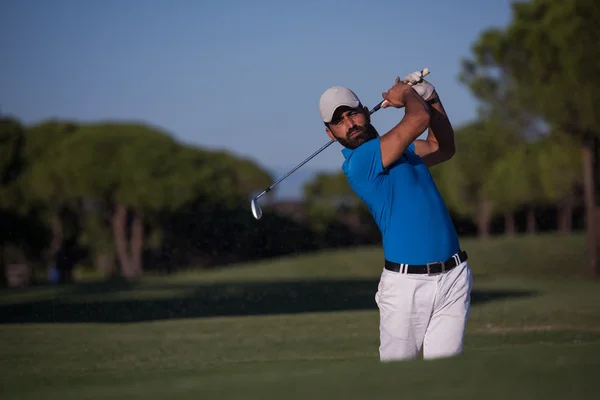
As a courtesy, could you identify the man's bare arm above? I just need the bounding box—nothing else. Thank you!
[413,94,456,167]
[380,87,431,169]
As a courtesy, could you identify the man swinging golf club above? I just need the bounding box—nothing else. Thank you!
[318,70,472,362]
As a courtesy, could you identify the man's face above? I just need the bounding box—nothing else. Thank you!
[326,106,378,149]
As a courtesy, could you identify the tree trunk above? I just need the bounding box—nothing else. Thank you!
[582,139,600,278]
[49,210,63,267]
[557,193,575,234]
[95,252,116,277]
[45,209,65,283]
[130,211,144,278]
[0,244,5,287]
[111,202,136,279]
[95,204,116,277]
[526,207,536,234]
[477,197,493,238]
[49,213,63,258]
[504,212,516,236]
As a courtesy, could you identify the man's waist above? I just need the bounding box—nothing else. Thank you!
[384,250,468,275]
[381,237,460,265]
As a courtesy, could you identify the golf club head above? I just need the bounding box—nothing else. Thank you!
[251,198,262,220]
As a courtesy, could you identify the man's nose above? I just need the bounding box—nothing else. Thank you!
[342,116,355,129]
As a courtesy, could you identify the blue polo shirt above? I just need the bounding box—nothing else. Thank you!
[342,137,460,265]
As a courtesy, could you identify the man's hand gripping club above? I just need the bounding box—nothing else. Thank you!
[401,69,455,167]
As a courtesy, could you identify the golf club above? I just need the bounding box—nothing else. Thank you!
[251,67,430,220]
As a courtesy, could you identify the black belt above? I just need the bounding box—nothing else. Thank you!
[384,250,468,275]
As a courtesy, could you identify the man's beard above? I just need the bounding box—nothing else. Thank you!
[337,123,378,149]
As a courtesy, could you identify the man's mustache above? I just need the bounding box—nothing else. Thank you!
[347,126,365,137]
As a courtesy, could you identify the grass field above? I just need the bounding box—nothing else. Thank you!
[1,233,599,399]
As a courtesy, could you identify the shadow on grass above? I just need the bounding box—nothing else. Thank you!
[0,279,536,324]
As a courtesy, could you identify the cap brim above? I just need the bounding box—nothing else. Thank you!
[323,100,360,123]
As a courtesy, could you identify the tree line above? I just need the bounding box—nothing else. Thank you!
[1,117,371,286]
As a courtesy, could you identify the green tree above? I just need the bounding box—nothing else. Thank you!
[301,170,380,246]
[49,122,268,278]
[484,142,545,235]
[214,151,273,198]
[0,116,26,284]
[0,117,24,187]
[435,117,521,238]
[303,171,358,207]
[50,123,191,279]
[0,117,28,221]
[463,0,600,276]
[148,146,284,269]
[24,120,80,281]
[536,133,583,233]
[0,116,52,286]
[459,32,540,140]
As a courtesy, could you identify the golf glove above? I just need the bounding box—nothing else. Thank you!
[401,70,435,101]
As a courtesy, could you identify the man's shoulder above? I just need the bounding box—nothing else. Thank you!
[343,138,380,168]
[341,138,386,194]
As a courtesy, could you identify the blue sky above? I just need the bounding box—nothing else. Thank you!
[1,0,514,198]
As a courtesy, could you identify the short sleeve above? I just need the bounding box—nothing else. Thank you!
[345,138,386,185]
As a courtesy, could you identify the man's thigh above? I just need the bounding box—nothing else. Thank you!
[422,261,473,360]
[375,269,436,362]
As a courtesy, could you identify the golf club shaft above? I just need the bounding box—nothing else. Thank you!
[253,101,385,201]
[255,139,335,200]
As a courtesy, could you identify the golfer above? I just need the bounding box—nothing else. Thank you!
[318,71,472,361]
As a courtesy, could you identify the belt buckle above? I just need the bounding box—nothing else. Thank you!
[426,262,439,276]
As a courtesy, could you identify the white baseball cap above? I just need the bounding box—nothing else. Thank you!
[319,86,362,123]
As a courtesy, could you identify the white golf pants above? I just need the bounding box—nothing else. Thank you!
[374,260,472,361]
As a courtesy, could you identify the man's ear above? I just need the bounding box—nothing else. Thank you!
[325,127,337,142]
[363,106,371,122]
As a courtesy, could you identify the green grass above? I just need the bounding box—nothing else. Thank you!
[1,233,599,399]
